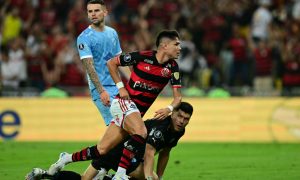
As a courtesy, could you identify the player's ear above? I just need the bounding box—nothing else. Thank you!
[102,6,108,16]
[161,42,168,50]
[103,9,108,16]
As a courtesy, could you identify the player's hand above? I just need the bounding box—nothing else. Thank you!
[154,108,171,120]
[100,90,110,106]
[119,88,130,100]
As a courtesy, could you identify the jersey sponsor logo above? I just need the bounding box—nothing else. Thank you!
[124,54,131,62]
[78,43,84,50]
[161,68,170,77]
[144,59,153,64]
[133,81,160,92]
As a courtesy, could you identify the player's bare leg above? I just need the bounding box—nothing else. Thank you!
[48,124,127,175]
[81,165,102,180]
[97,123,128,155]
[113,112,147,180]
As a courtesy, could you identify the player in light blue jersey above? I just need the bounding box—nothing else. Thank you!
[77,0,122,125]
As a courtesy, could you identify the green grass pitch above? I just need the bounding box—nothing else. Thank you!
[0,142,300,180]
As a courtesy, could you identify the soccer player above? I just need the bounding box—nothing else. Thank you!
[77,0,122,126]
[26,102,193,180]
[47,30,182,180]
[107,29,182,180]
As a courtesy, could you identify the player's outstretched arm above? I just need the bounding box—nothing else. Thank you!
[143,143,157,180]
[156,147,172,179]
[154,88,182,120]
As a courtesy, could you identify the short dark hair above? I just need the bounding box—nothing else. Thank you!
[174,102,193,116]
[86,0,105,6]
[156,30,180,47]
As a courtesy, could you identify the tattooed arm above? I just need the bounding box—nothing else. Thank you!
[82,58,110,106]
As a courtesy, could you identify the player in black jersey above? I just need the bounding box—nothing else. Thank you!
[26,102,193,180]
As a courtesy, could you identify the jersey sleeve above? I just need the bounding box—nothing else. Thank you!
[144,120,162,150]
[170,61,182,88]
[77,35,92,60]
[119,51,141,66]
[112,30,122,57]
[146,127,164,150]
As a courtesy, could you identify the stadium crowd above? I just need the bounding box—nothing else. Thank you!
[1,0,300,96]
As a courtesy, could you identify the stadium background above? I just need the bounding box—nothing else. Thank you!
[1,0,300,97]
[1,0,300,179]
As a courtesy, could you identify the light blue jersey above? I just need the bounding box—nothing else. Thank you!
[77,25,122,125]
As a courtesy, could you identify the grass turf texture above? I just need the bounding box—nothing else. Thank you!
[0,142,300,180]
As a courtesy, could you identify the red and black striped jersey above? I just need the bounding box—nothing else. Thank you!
[118,50,182,116]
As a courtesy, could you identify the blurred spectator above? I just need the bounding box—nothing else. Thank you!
[133,18,152,50]
[177,29,198,87]
[25,22,47,91]
[251,0,272,44]
[1,6,22,45]
[292,0,300,21]
[66,0,89,37]
[41,43,62,88]
[1,44,26,89]
[202,42,222,87]
[46,25,69,56]
[280,38,300,95]
[56,38,86,87]
[228,23,251,87]
[38,0,58,33]
[252,39,273,95]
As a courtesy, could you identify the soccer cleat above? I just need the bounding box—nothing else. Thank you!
[93,168,107,180]
[25,168,47,180]
[48,152,71,175]
[111,172,129,180]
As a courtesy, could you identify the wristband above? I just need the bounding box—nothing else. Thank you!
[167,105,174,112]
[146,176,153,180]
[116,82,124,89]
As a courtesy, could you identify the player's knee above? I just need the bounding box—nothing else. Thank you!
[132,125,147,139]
[97,144,109,155]
[140,126,147,139]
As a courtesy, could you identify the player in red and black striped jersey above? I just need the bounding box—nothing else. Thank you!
[114,49,181,116]
[106,30,182,179]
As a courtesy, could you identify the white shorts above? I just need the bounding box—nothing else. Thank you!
[110,98,140,128]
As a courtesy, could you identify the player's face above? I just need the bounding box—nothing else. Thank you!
[87,4,107,26]
[171,109,190,132]
[166,37,181,60]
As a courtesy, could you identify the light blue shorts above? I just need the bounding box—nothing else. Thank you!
[91,85,119,126]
